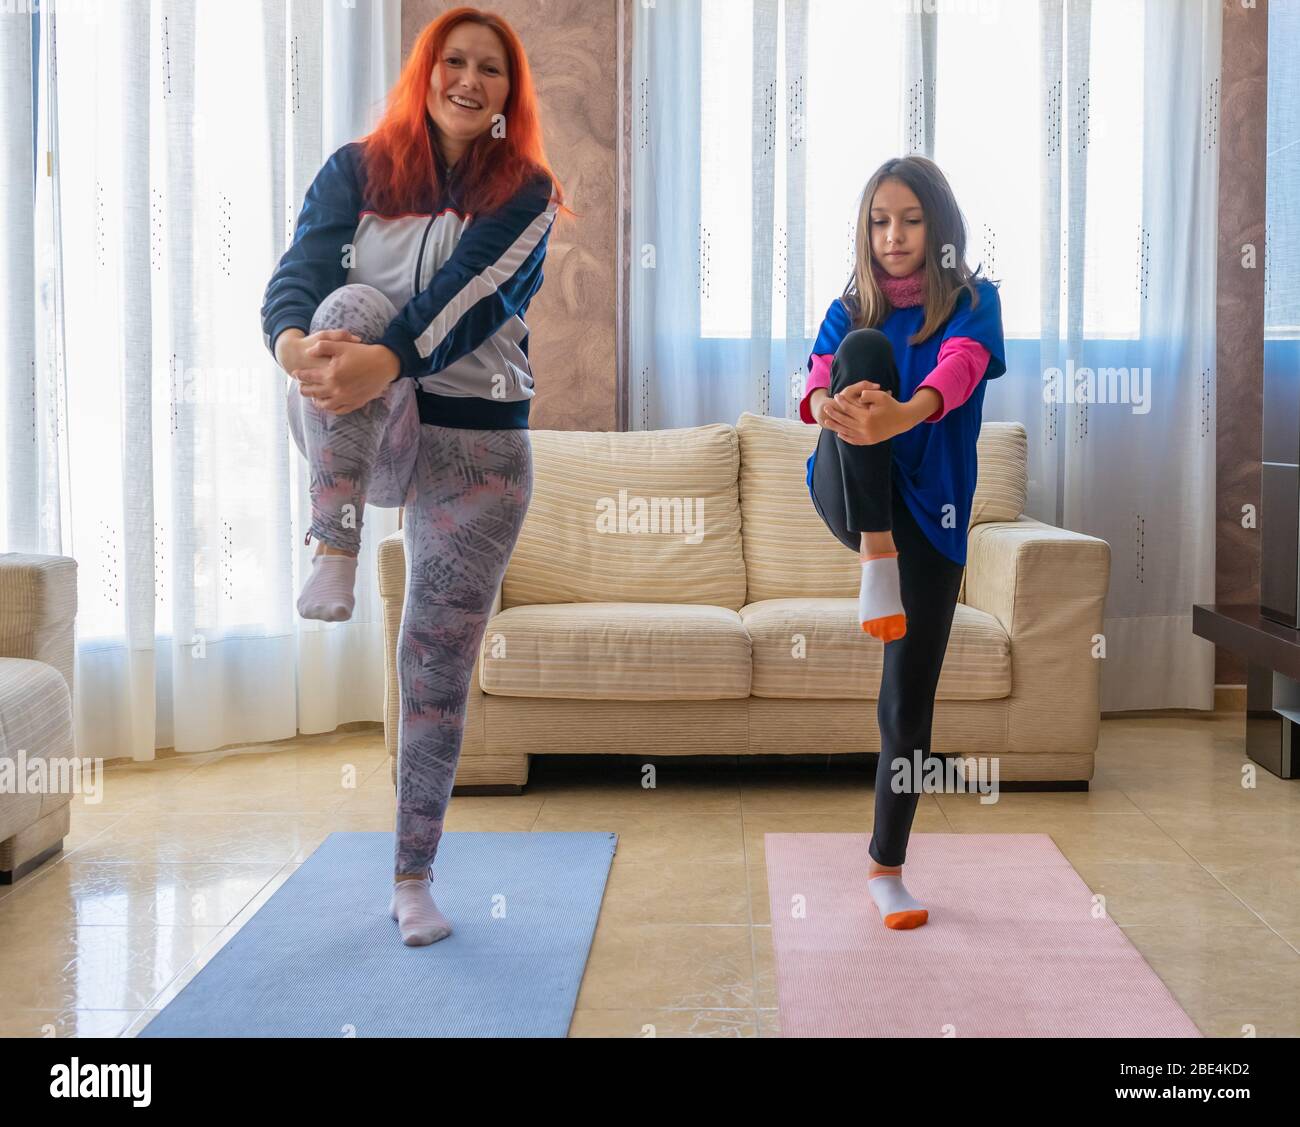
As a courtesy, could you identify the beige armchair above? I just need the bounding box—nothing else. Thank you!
[0,554,78,883]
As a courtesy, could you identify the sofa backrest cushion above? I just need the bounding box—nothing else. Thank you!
[735,413,1028,601]
[502,423,748,610]
[969,421,1029,525]
[735,413,860,601]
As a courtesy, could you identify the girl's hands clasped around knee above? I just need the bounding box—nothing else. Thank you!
[820,380,940,446]
[811,383,879,430]
[818,379,891,445]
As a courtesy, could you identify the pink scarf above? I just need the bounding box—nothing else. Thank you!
[871,260,926,308]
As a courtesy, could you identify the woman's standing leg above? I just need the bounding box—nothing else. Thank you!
[286,283,420,619]
[389,424,533,946]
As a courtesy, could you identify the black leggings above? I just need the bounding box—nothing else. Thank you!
[808,328,965,868]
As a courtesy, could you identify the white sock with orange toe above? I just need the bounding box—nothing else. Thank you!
[868,870,928,929]
[859,551,907,641]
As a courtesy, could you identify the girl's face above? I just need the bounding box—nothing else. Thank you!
[869,177,927,278]
[427,23,511,164]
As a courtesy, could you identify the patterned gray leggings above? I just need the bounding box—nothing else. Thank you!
[287,284,534,877]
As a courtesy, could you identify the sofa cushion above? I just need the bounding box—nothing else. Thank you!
[735,412,856,603]
[0,554,77,700]
[969,421,1029,525]
[740,598,1011,700]
[501,424,747,611]
[479,602,751,700]
[735,412,1029,602]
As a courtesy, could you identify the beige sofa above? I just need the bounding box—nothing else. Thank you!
[378,413,1110,791]
[0,554,77,883]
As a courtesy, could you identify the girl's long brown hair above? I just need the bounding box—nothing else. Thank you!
[843,155,993,345]
[358,6,573,222]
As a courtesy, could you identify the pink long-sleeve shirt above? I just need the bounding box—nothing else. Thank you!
[799,335,991,426]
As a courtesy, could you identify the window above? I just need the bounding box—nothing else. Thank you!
[698,0,1146,342]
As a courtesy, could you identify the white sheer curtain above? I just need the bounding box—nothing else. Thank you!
[0,0,402,761]
[630,0,1220,711]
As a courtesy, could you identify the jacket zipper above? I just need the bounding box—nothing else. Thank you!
[413,215,436,295]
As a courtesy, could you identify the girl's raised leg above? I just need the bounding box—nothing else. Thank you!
[808,328,908,641]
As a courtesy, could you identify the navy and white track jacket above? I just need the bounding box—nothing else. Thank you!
[261,112,559,429]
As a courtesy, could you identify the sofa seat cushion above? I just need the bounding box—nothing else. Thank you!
[479,602,752,701]
[740,598,1011,700]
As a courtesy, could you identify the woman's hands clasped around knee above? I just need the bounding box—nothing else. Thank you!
[294,336,404,416]
[276,328,361,378]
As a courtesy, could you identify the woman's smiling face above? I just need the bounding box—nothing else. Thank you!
[870,177,927,277]
[426,22,511,164]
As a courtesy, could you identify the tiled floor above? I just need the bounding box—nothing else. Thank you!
[1,714,1297,1038]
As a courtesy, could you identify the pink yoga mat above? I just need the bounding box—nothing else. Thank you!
[765,833,1202,1037]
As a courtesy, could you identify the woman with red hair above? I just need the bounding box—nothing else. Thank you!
[261,7,571,946]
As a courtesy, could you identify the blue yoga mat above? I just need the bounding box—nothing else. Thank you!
[138,831,617,1038]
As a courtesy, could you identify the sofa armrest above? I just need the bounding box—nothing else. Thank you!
[964,517,1110,755]
[0,554,78,704]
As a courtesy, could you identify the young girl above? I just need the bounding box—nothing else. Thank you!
[261,8,567,946]
[800,156,1006,931]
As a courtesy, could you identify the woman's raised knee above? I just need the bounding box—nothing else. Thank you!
[309,283,399,344]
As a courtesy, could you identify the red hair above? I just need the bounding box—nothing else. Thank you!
[358,6,572,221]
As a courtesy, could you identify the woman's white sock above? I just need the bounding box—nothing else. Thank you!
[389,876,453,946]
[296,551,357,621]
